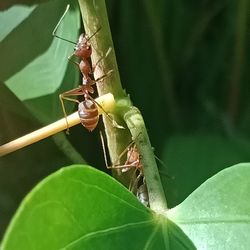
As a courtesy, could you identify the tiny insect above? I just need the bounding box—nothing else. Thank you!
[100,132,149,206]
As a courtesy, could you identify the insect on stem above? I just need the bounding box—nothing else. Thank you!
[53,7,123,133]
[100,130,149,206]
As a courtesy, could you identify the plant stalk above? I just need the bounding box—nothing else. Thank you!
[124,107,168,212]
[78,0,132,187]
[78,0,168,211]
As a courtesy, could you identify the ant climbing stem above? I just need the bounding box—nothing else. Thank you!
[100,131,149,206]
[92,47,112,73]
[53,4,122,134]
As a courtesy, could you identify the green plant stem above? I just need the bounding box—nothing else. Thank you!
[228,0,248,123]
[124,107,168,212]
[78,0,168,212]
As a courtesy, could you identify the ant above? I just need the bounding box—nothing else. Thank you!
[100,131,149,207]
[52,5,122,133]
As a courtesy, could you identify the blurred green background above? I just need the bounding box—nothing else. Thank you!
[1,0,250,238]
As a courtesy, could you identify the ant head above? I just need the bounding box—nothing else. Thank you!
[126,146,140,165]
[74,33,92,59]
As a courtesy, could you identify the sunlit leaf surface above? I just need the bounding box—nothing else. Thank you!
[168,163,250,249]
[1,165,195,250]
[0,0,80,123]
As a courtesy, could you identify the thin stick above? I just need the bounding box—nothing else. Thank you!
[0,93,115,157]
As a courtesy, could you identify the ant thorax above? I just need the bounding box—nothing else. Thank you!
[74,33,92,58]
[79,59,92,75]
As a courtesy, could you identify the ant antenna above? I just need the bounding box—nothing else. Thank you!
[52,4,77,45]
[154,154,173,179]
[154,154,168,169]
[86,26,102,42]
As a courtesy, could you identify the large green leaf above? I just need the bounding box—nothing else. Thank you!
[168,163,250,249]
[1,165,195,250]
[0,0,80,123]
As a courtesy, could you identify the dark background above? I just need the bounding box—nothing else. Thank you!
[1,0,250,238]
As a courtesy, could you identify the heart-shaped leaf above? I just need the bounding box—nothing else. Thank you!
[1,165,195,250]
[168,163,250,249]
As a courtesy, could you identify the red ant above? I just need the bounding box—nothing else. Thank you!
[100,131,149,206]
[52,5,122,133]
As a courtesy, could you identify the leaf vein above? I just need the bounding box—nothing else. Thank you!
[59,219,155,249]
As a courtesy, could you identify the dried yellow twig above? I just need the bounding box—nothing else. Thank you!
[0,93,115,157]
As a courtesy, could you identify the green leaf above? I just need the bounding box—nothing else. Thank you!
[1,165,195,250]
[161,133,250,207]
[0,5,36,41]
[168,163,250,249]
[0,0,80,123]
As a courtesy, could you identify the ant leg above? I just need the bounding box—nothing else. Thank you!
[59,94,80,134]
[94,69,113,84]
[67,54,80,67]
[87,95,125,129]
[106,162,138,171]
[129,171,143,193]
[59,87,84,133]
[92,47,112,72]
[153,152,173,179]
[85,26,102,42]
[100,130,109,168]
[61,86,85,97]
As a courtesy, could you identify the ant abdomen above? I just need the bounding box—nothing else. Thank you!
[78,99,99,132]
